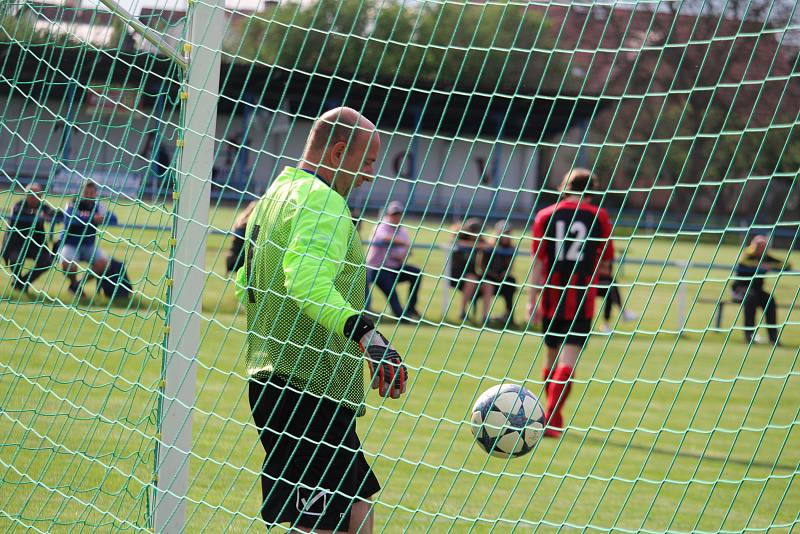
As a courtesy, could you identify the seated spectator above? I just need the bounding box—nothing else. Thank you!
[366,201,421,321]
[58,180,117,296]
[449,218,492,323]
[479,221,518,326]
[226,200,257,274]
[733,235,790,345]
[2,182,55,293]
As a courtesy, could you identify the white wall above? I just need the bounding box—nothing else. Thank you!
[354,131,538,219]
[2,92,539,217]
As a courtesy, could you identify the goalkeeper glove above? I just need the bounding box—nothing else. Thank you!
[344,315,408,399]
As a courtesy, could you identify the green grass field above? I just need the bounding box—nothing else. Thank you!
[0,192,798,532]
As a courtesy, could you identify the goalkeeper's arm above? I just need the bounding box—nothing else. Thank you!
[283,195,408,398]
[283,198,361,332]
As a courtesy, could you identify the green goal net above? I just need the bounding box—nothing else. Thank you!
[1,0,798,532]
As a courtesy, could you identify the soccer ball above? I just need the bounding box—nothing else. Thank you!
[470,384,545,458]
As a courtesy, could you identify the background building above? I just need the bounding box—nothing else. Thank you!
[3,0,799,230]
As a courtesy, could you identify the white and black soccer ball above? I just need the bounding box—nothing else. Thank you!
[470,384,545,458]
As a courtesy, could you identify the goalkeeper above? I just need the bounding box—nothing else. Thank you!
[238,107,407,533]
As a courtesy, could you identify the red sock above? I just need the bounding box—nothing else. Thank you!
[546,365,574,431]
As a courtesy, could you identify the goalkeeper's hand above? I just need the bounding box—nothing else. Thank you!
[344,315,408,399]
[361,329,407,399]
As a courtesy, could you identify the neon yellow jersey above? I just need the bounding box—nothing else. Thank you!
[240,167,367,414]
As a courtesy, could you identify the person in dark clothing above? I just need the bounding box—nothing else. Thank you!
[596,259,637,333]
[2,183,55,292]
[226,201,257,274]
[733,235,790,345]
[449,218,492,323]
[58,180,116,296]
[478,221,518,326]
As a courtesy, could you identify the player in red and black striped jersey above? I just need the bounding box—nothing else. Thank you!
[528,168,614,438]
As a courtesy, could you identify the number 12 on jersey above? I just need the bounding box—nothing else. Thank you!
[555,220,587,262]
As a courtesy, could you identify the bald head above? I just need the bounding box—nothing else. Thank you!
[301,107,381,197]
[307,107,375,154]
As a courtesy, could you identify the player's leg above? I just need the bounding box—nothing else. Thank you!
[556,342,582,368]
[23,244,55,286]
[348,500,374,533]
[603,291,613,322]
[486,275,513,323]
[375,269,404,317]
[544,319,589,437]
[248,376,293,528]
[460,277,477,319]
[760,290,779,344]
[743,291,758,342]
[596,285,612,332]
[608,285,621,315]
[542,345,558,398]
[616,285,637,321]
[398,265,421,318]
[7,248,32,293]
[541,316,560,372]
[250,376,341,532]
[5,248,25,285]
[479,282,493,323]
[544,342,581,437]
[498,280,516,324]
[295,499,373,534]
[500,279,517,318]
[299,414,379,533]
[59,244,82,293]
[69,245,107,297]
[542,346,562,437]
[251,376,380,533]
[89,245,109,280]
[540,317,560,435]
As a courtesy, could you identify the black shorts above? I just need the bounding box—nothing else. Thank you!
[542,317,592,348]
[249,376,380,532]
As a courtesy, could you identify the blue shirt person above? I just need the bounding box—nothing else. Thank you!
[57,180,117,296]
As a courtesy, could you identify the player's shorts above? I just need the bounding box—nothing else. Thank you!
[541,317,592,348]
[59,242,108,265]
[249,375,380,532]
